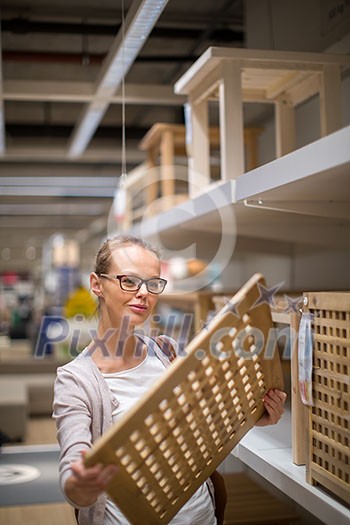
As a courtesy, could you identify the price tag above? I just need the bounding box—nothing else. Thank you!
[298,312,314,406]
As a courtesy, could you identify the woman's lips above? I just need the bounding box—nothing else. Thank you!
[129,304,148,313]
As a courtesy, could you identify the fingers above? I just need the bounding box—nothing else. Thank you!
[70,452,118,491]
[262,389,286,424]
[274,389,287,403]
[96,464,119,488]
[264,389,287,406]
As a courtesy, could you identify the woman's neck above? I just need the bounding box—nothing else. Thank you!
[88,319,146,373]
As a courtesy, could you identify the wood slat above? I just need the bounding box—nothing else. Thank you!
[304,291,350,505]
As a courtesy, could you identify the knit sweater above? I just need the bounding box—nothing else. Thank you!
[53,336,177,525]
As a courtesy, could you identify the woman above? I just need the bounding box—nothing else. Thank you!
[53,235,286,525]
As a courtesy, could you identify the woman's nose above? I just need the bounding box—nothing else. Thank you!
[136,283,148,295]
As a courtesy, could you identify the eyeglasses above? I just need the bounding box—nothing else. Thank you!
[99,274,167,294]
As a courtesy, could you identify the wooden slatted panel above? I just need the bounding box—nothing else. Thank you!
[85,274,284,524]
[304,292,350,505]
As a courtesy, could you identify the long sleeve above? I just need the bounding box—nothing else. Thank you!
[53,367,93,504]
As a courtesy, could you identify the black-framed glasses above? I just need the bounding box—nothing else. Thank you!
[99,274,167,294]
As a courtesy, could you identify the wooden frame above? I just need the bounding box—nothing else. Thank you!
[157,289,235,335]
[303,291,350,504]
[85,274,284,524]
[120,123,263,229]
[175,47,350,196]
[213,292,308,466]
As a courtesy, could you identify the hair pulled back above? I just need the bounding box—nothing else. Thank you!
[94,235,160,276]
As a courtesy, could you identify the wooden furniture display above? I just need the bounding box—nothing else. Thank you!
[85,274,284,524]
[157,289,234,335]
[121,122,262,229]
[302,291,350,505]
[175,47,350,196]
[213,293,308,467]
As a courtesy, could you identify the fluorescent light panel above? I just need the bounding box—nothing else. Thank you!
[0,203,106,215]
[0,186,115,197]
[0,176,118,187]
[68,0,169,158]
[68,106,110,158]
[0,21,5,154]
[101,0,168,90]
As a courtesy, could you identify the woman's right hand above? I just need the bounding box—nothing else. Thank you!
[65,450,118,507]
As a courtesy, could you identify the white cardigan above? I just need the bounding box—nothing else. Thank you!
[53,335,178,525]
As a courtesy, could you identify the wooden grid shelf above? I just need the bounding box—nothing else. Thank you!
[85,274,284,524]
[213,292,308,467]
[303,291,350,505]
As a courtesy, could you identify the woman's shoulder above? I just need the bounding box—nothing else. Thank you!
[57,349,98,376]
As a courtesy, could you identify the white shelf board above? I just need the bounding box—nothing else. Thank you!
[129,180,236,238]
[235,126,350,207]
[127,127,350,250]
[232,410,350,525]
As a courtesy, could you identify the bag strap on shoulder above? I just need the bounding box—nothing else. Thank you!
[136,334,176,368]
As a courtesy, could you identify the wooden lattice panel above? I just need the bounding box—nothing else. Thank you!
[303,292,350,505]
[85,274,284,524]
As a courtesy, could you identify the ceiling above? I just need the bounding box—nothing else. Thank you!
[0,0,248,273]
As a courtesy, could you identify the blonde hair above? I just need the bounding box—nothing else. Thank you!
[94,235,161,275]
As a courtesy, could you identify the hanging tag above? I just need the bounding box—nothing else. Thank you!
[113,173,127,224]
[298,312,314,406]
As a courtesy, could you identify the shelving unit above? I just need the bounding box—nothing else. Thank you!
[121,123,263,231]
[233,409,350,525]
[156,289,233,334]
[174,46,350,197]
[130,125,350,251]
[126,47,350,522]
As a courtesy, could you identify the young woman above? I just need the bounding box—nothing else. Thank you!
[53,235,286,525]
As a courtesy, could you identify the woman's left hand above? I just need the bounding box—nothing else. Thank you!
[255,389,287,427]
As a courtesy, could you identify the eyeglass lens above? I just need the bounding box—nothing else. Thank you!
[120,275,165,293]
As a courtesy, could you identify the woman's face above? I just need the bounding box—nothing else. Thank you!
[93,244,161,329]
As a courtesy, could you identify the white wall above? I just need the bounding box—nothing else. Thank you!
[292,246,350,290]
[257,73,350,163]
[217,245,350,292]
[238,2,350,292]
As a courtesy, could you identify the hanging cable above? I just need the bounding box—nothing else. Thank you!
[114,0,127,225]
[121,0,127,179]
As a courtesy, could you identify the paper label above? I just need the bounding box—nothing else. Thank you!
[298,312,314,406]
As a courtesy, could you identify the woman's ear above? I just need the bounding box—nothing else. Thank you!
[90,272,103,298]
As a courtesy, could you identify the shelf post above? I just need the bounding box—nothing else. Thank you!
[219,60,244,181]
[275,94,296,157]
[187,95,210,197]
[320,65,342,137]
[160,129,175,197]
[290,311,308,465]
[146,147,159,207]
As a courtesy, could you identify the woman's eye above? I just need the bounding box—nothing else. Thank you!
[124,277,136,285]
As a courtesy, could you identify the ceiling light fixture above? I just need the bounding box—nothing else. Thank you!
[68,0,169,158]
[0,19,5,154]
